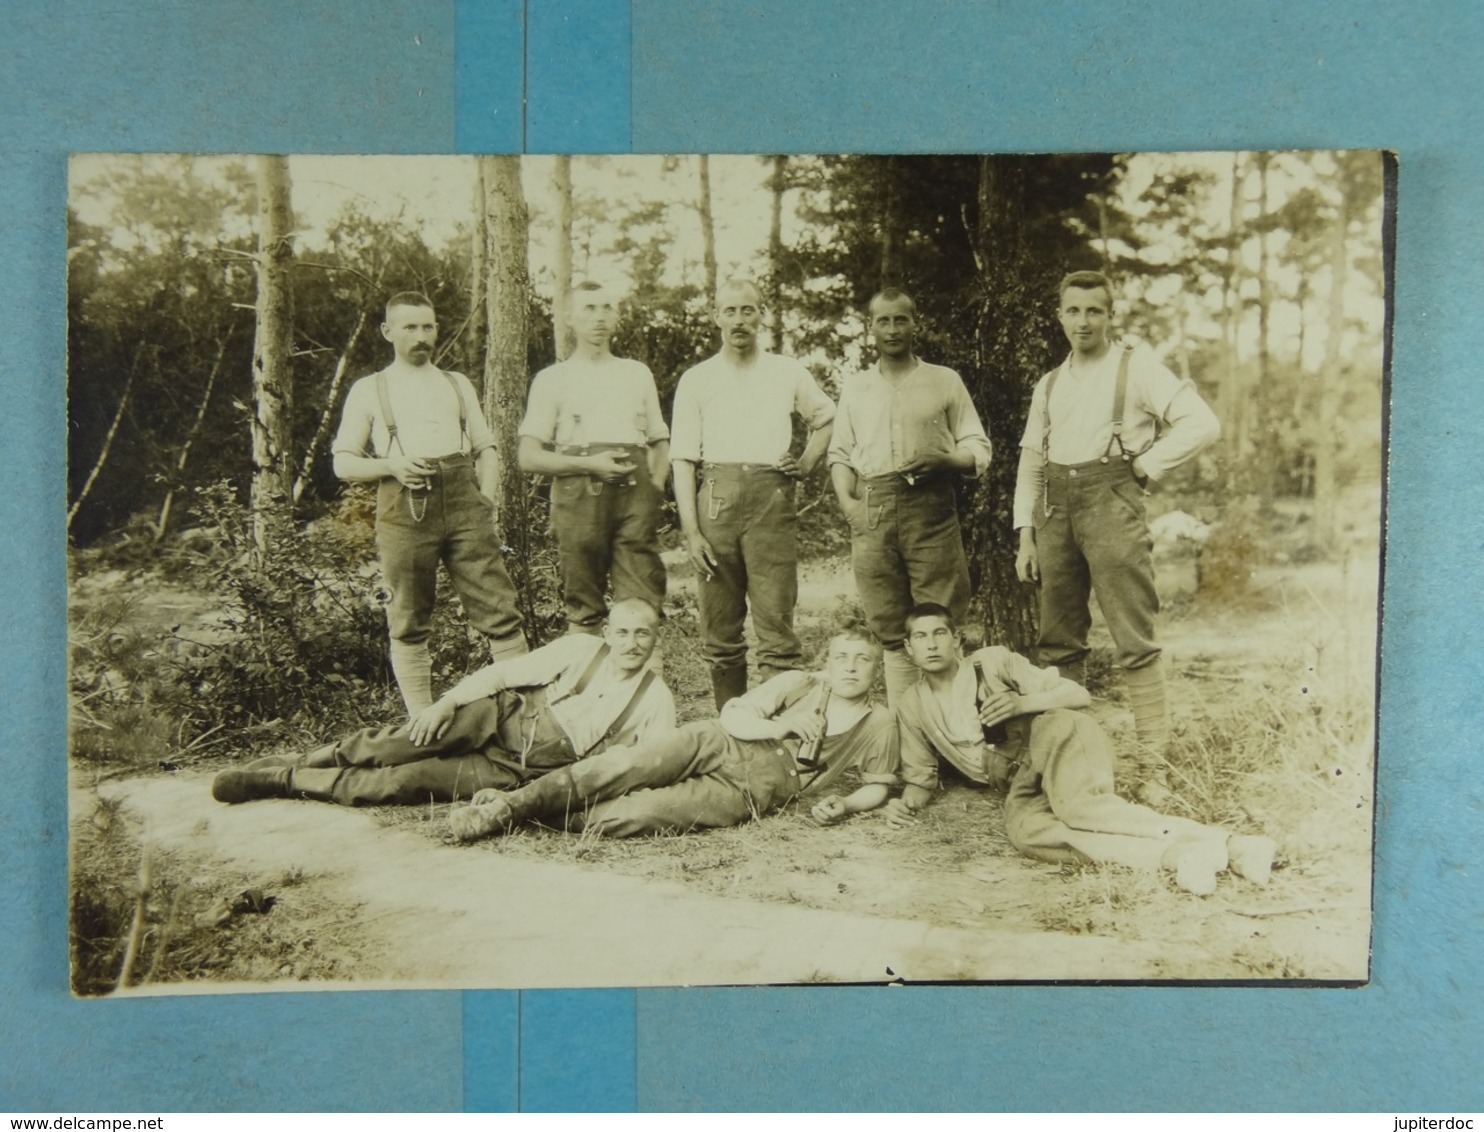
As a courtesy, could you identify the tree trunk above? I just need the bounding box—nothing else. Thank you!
[479,156,548,638]
[552,155,574,361]
[292,308,366,505]
[157,334,229,538]
[879,156,901,289]
[465,163,488,381]
[1217,153,1247,462]
[961,155,1043,653]
[698,154,718,299]
[68,343,144,531]
[1312,182,1350,552]
[249,154,295,558]
[767,154,786,351]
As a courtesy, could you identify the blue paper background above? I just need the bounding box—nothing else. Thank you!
[3,0,1480,1112]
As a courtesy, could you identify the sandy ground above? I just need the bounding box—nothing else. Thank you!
[88,773,1171,988]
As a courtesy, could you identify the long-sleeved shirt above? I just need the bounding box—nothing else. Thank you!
[1012,343,1220,529]
[720,670,899,796]
[827,359,992,479]
[669,351,835,465]
[896,646,1066,792]
[444,634,676,754]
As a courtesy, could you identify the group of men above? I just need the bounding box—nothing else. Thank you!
[210,270,1273,896]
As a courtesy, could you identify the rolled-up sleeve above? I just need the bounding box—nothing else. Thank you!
[896,699,942,793]
[794,367,836,429]
[946,376,992,478]
[856,707,901,787]
[826,389,857,469]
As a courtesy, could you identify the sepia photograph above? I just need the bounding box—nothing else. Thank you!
[66,150,1386,992]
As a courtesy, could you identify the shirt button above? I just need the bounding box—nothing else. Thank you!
[1069,468,1078,478]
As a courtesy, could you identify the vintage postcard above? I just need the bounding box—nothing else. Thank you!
[66,151,1384,991]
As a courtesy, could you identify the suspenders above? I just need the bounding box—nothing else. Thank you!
[545,643,660,751]
[1040,343,1135,466]
[374,368,471,457]
[1040,344,1136,518]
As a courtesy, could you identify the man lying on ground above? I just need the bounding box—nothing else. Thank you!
[210,598,675,809]
[446,625,899,842]
[888,602,1276,896]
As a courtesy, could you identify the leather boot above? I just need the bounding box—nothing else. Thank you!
[212,766,292,804]
[710,665,748,710]
[286,767,340,803]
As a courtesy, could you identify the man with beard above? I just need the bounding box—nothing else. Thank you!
[445,625,899,841]
[332,292,527,715]
[670,278,836,709]
[828,288,992,705]
[210,599,674,809]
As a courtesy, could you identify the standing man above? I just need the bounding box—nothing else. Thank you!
[1013,271,1219,796]
[888,604,1275,897]
[518,281,670,635]
[211,599,674,809]
[829,287,992,706]
[333,292,527,716]
[670,278,836,708]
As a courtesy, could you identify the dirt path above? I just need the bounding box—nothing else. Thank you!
[95,773,1168,988]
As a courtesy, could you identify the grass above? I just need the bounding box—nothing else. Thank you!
[69,790,374,995]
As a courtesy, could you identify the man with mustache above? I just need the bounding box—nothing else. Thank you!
[828,288,992,706]
[518,281,670,636]
[670,278,836,709]
[332,292,527,716]
[445,625,898,841]
[1014,271,1220,803]
[210,599,675,809]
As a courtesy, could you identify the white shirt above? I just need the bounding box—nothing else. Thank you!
[519,355,669,448]
[669,350,835,465]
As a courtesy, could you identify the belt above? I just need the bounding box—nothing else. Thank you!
[701,462,788,474]
[1046,456,1137,479]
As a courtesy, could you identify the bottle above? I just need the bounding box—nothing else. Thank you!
[796,682,831,767]
[972,656,1009,746]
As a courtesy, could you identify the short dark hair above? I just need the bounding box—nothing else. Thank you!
[1057,271,1113,306]
[904,602,956,634]
[571,280,605,295]
[385,291,435,319]
[868,287,917,316]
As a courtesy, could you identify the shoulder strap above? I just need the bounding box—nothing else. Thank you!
[1040,364,1063,463]
[1110,344,1134,440]
[604,668,658,741]
[1107,344,1135,459]
[375,371,403,456]
[571,643,610,695]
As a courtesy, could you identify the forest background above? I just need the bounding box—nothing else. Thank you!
[64,151,1386,990]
